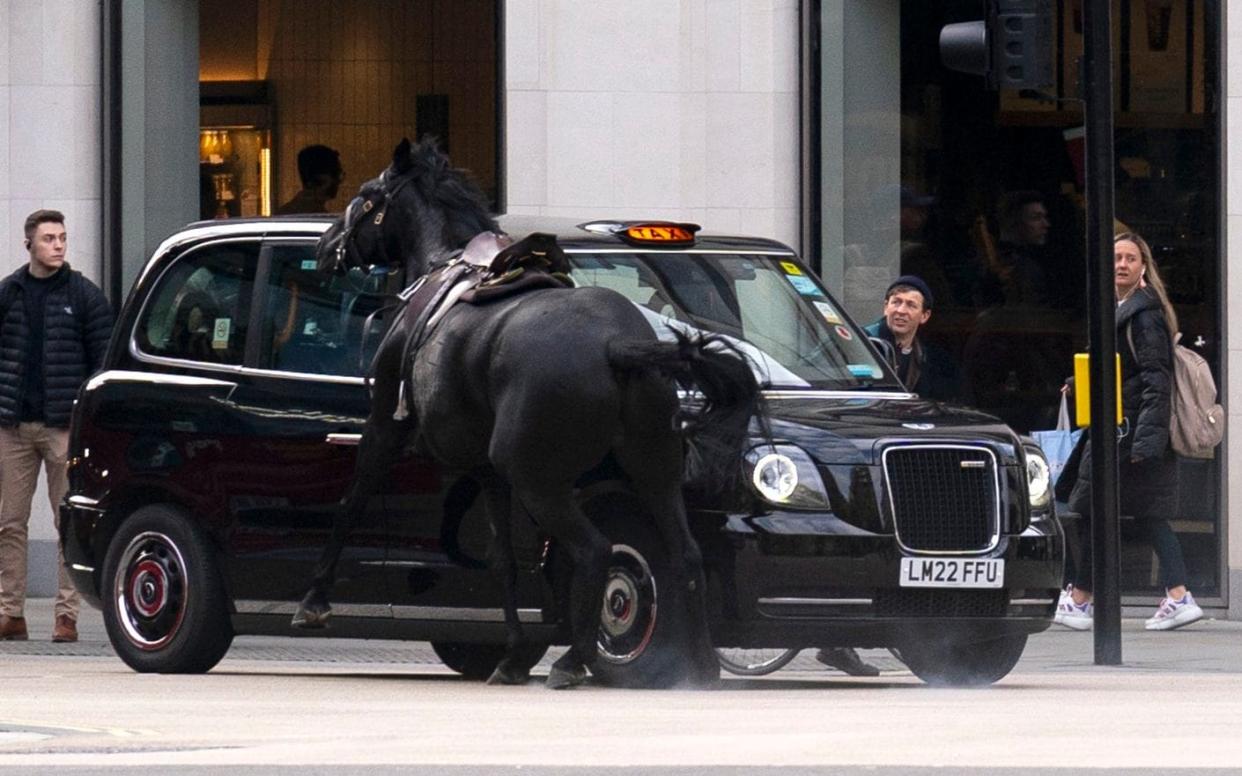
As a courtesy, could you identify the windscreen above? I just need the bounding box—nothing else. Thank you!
[567,252,900,390]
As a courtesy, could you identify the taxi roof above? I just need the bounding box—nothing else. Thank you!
[171,214,796,252]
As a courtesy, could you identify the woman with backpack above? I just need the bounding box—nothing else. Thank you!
[1055,232,1204,631]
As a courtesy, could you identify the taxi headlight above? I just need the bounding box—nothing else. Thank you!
[1025,447,1051,508]
[745,445,830,509]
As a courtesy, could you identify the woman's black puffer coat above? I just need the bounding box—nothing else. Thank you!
[1117,287,1173,461]
[0,264,113,428]
[1060,286,1174,510]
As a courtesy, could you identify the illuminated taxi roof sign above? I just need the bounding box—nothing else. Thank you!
[623,223,699,245]
[579,220,701,246]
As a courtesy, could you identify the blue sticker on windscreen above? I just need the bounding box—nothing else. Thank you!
[786,275,824,297]
[848,364,881,378]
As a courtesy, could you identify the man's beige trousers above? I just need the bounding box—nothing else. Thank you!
[0,423,79,619]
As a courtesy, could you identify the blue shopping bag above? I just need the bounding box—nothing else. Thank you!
[1030,395,1084,498]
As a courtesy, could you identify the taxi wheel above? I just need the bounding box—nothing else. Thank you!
[585,494,692,689]
[430,641,549,681]
[716,647,801,676]
[898,633,1027,687]
[101,504,233,673]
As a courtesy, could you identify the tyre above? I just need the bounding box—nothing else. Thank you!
[586,495,695,689]
[101,504,234,673]
[716,648,800,676]
[430,641,548,680]
[897,633,1027,687]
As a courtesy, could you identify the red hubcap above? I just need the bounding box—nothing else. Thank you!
[128,559,167,617]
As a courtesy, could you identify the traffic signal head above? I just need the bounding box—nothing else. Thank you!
[940,0,1054,90]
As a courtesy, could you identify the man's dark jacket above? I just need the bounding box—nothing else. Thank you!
[864,318,960,401]
[0,263,113,428]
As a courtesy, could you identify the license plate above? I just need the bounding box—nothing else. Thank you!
[899,557,1004,589]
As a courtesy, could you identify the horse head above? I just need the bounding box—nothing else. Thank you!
[315,138,499,284]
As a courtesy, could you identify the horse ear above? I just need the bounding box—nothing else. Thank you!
[393,138,412,170]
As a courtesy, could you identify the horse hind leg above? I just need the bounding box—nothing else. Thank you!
[616,438,720,687]
[292,414,413,629]
[515,486,610,690]
[475,472,534,685]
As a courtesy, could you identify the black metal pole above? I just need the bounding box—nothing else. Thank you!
[101,0,123,307]
[1083,0,1122,665]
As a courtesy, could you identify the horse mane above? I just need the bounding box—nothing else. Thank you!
[394,138,499,248]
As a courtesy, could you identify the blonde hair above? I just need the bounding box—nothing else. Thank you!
[1115,232,1178,336]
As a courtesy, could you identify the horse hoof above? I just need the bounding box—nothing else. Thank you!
[290,607,330,629]
[486,665,532,686]
[545,665,587,690]
[690,667,721,688]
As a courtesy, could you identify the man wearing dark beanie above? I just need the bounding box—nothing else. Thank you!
[863,275,959,402]
[815,275,959,676]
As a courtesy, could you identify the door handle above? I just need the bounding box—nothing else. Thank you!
[326,432,362,446]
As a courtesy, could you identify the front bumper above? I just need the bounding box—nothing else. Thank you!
[701,510,1064,649]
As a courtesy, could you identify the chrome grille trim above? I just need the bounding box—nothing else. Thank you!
[882,443,1002,555]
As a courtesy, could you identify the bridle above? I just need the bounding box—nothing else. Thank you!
[332,166,419,275]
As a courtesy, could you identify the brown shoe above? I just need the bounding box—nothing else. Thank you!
[52,615,78,643]
[0,615,28,641]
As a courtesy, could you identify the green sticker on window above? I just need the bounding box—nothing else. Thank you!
[301,259,318,271]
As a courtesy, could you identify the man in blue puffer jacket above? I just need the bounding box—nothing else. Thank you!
[0,209,112,643]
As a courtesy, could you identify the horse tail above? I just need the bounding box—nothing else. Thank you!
[607,330,765,491]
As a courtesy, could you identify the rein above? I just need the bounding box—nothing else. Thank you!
[358,272,433,384]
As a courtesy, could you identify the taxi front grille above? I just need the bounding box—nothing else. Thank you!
[873,589,1008,618]
[883,445,1000,553]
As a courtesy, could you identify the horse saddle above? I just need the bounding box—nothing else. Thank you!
[386,231,575,420]
[459,231,573,304]
[398,231,575,357]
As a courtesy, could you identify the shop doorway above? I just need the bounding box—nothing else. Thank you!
[198,0,501,220]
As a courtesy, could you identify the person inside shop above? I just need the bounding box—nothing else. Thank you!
[1054,232,1204,632]
[974,189,1053,308]
[0,209,113,643]
[893,185,953,313]
[276,144,344,215]
[963,190,1071,432]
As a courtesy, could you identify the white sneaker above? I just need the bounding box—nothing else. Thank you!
[1053,585,1073,626]
[1145,592,1204,631]
[1056,596,1093,631]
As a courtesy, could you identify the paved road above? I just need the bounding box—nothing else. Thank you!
[2,600,1241,773]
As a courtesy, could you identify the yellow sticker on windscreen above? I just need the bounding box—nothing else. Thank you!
[780,261,803,276]
[212,318,231,350]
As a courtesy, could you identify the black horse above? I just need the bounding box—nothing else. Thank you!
[293,139,761,689]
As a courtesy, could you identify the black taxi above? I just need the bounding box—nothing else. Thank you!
[61,215,1063,686]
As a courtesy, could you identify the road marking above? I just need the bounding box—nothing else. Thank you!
[0,732,52,744]
[0,719,156,738]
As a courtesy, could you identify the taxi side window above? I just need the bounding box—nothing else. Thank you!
[258,244,374,377]
[136,244,257,366]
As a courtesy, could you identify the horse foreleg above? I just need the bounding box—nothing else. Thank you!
[292,415,413,629]
[647,486,719,686]
[619,442,720,687]
[477,474,532,685]
[518,490,610,690]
